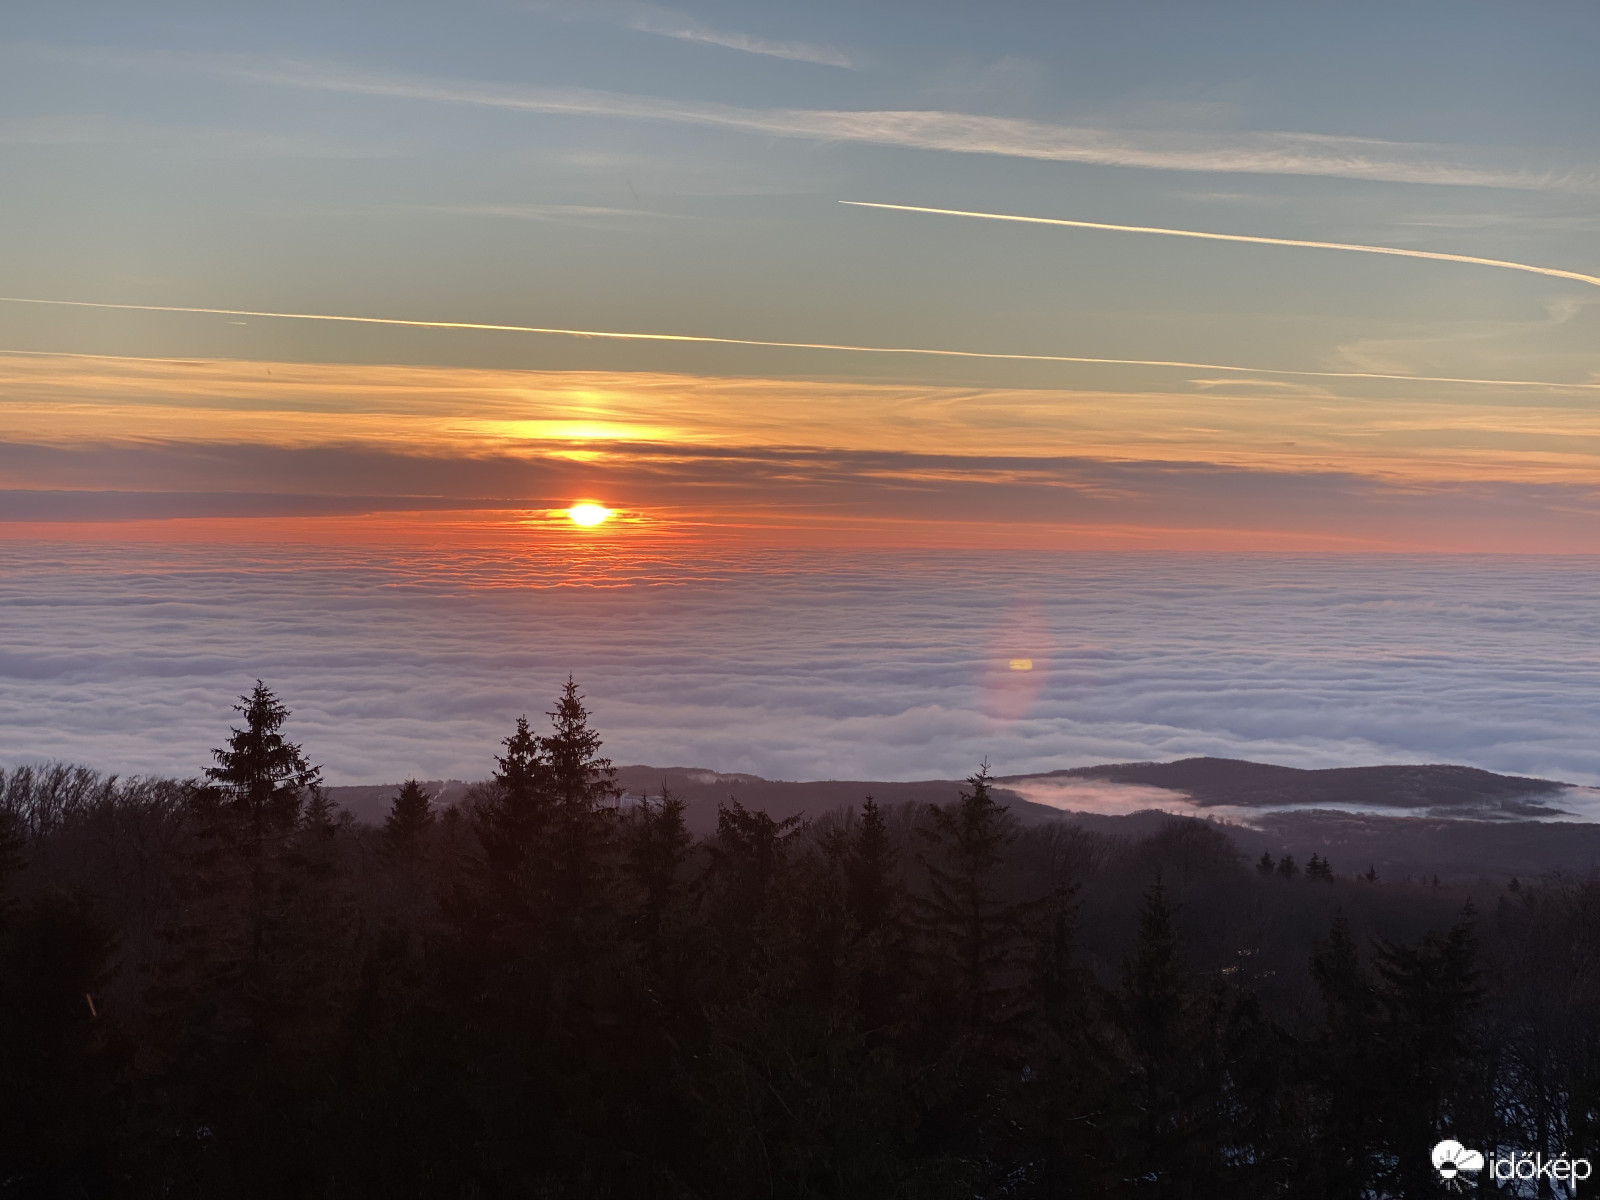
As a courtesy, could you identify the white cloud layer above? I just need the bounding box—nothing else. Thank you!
[4,544,1600,789]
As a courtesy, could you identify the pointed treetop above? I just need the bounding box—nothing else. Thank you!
[544,676,618,806]
[384,779,436,863]
[204,680,321,828]
[495,715,545,801]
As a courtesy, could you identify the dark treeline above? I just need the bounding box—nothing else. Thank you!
[3,681,1599,1198]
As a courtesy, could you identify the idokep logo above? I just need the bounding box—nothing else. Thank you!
[1432,1140,1484,1184]
[1431,1138,1595,1192]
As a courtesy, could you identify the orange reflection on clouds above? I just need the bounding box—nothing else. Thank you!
[4,351,1600,486]
[8,351,1600,552]
[979,601,1053,722]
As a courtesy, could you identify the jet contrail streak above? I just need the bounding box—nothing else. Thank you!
[2,295,1596,391]
[840,201,1600,289]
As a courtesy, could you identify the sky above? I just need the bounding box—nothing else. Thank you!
[1,0,1598,549]
[3,4,1600,784]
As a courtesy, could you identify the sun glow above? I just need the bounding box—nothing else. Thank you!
[567,502,614,527]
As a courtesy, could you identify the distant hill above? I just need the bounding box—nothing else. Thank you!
[1003,756,1566,814]
[325,767,1040,833]
[325,757,1600,881]
[324,779,477,825]
[609,766,1041,834]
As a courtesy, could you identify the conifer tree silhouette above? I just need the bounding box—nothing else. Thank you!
[204,681,322,856]
[542,676,620,927]
[382,780,435,870]
[706,800,806,941]
[1310,912,1380,1195]
[1118,877,1227,1195]
[625,784,692,974]
[846,796,899,940]
[915,763,1032,1042]
[475,714,551,889]
[198,681,324,967]
[1369,911,1484,1196]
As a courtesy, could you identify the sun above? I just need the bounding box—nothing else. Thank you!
[566,502,614,527]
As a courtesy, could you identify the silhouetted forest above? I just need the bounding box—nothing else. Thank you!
[3,681,1598,1198]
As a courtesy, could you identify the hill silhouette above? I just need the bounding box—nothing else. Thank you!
[328,755,1569,829]
[324,757,1600,882]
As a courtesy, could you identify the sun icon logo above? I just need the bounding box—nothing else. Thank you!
[1431,1140,1484,1190]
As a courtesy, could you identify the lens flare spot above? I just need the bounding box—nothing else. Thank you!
[567,503,614,527]
[1009,658,1034,671]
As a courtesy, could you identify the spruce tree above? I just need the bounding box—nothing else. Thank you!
[1015,878,1113,1195]
[1118,878,1227,1196]
[706,800,807,928]
[146,683,352,1177]
[914,764,1031,1041]
[382,780,435,869]
[1310,913,1379,1195]
[541,677,620,924]
[1369,913,1484,1196]
[625,784,692,972]
[846,796,899,939]
[1123,879,1186,1071]
[204,681,322,854]
[195,681,324,971]
[300,786,340,839]
[473,714,551,888]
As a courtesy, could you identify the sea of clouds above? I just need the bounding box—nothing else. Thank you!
[4,542,1600,789]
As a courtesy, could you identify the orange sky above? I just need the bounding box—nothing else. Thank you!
[4,349,1600,550]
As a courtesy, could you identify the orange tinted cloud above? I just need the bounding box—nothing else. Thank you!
[5,351,1600,485]
[6,351,1600,550]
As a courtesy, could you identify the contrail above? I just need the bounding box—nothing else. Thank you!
[2,295,1597,391]
[841,201,1600,289]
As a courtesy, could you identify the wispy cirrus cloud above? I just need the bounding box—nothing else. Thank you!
[536,1,857,68]
[6,297,1599,394]
[45,47,1599,192]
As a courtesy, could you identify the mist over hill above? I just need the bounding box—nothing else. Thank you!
[1012,756,1568,813]
[328,756,1600,884]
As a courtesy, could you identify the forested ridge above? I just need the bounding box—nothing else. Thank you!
[2,681,1598,1198]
